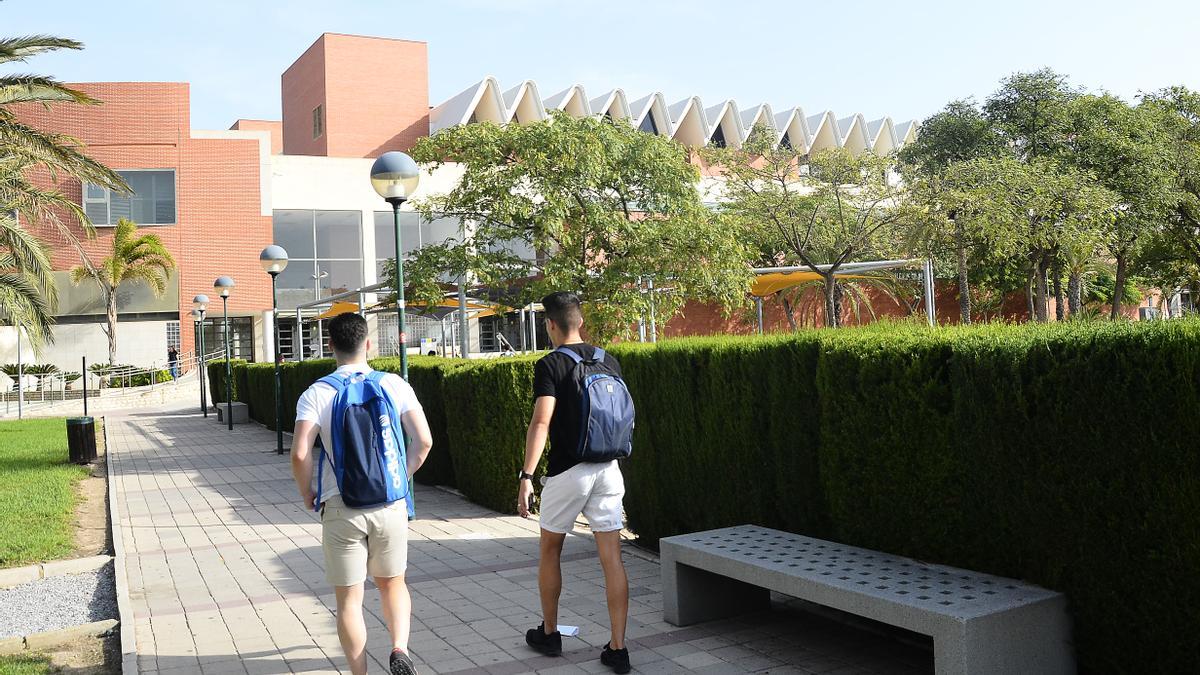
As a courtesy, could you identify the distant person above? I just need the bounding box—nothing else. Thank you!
[167,345,179,379]
[519,291,635,674]
[291,312,433,675]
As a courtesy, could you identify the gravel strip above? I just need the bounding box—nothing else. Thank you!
[0,561,116,638]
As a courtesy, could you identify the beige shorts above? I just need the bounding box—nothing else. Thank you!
[539,460,625,534]
[320,494,409,587]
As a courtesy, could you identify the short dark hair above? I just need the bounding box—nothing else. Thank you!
[541,291,583,331]
[328,312,368,354]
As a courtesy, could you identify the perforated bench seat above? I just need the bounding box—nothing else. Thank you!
[660,525,1074,675]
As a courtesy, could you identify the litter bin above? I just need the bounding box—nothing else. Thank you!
[66,416,97,464]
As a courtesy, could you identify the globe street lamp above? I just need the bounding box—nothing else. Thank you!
[370,151,420,380]
[192,295,209,418]
[260,245,289,454]
[213,276,235,431]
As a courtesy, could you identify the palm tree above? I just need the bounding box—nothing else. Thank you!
[0,205,55,346]
[71,219,175,365]
[1,34,129,344]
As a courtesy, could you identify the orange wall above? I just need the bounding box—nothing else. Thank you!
[281,33,429,158]
[230,118,282,154]
[12,82,272,357]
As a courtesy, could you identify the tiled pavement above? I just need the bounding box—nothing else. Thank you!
[107,402,933,674]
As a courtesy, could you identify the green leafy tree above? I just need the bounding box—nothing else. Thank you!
[945,156,1117,322]
[1142,86,1200,312]
[898,99,1005,323]
[1059,94,1176,319]
[407,111,751,341]
[704,128,904,328]
[70,219,175,365]
[0,204,55,346]
[984,68,1078,161]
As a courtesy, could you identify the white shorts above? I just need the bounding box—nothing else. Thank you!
[539,460,625,534]
[321,494,409,587]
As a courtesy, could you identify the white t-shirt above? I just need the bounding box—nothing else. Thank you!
[295,364,422,503]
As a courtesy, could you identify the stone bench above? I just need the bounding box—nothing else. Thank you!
[661,525,1073,675]
[215,401,248,424]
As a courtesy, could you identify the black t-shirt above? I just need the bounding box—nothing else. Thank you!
[533,343,623,477]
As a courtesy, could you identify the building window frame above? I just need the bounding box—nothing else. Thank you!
[83,169,177,227]
[313,104,324,139]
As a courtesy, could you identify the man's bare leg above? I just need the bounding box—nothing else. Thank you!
[594,530,628,649]
[539,529,567,632]
[375,574,412,652]
[334,583,368,675]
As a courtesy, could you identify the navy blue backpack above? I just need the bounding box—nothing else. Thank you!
[314,371,412,515]
[556,346,635,462]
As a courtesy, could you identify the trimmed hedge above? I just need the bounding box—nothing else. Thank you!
[230,321,1200,672]
[206,359,247,404]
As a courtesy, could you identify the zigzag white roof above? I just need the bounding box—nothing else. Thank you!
[429,78,917,152]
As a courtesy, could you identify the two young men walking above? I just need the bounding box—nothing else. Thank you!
[291,292,633,674]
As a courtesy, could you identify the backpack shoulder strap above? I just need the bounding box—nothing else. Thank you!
[592,348,606,364]
[318,373,349,391]
[365,370,388,384]
[554,346,585,364]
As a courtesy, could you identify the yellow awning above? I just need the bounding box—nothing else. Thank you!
[314,301,360,320]
[751,271,877,297]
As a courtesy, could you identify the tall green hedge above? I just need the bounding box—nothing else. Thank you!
[206,359,247,405]
[231,321,1200,671]
[440,356,542,512]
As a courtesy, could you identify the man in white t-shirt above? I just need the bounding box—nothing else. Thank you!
[291,312,433,675]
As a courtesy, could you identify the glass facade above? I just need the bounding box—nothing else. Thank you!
[272,210,363,310]
[373,212,461,278]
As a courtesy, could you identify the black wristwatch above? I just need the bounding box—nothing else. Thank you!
[517,470,534,481]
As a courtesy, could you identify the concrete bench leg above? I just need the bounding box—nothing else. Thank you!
[661,556,770,626]
[934,596,1075,675]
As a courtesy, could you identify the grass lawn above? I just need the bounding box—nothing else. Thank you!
[0,654,51,674]
[0,418,91,568]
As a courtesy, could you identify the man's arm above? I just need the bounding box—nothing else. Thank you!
[517,395,556,518]
[401,409,433,478]
[291,420,320,511]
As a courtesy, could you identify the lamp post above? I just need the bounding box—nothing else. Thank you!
[370,151,421,380]
[192,295,209,417]
[260,246,289,454]
[213,276,235,430]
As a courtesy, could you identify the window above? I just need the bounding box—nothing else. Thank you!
[780,131,793,150]
[638,113,659,134]
[373,212,461,279]
[84,170,176,226]
[313,105,324,139]
[271,210,363,310]
[166,321,180,350]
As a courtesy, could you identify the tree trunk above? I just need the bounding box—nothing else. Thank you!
[1067,272,1082,317]
[1191,281,1200,315]
[1052,258,1064,322]
[954,220,971,324]
[823,275,838,328]
[781,296,798,332]
[1110,253,1127,320]
[1026,270,1036,321]
[106,289,118,366]
[834,282,845,324]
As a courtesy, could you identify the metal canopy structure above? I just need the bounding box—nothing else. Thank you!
[751,258,935,330]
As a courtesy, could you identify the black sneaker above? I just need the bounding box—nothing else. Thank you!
[601,643,630,674]
[525,622,562,656]
[390,648,418,675]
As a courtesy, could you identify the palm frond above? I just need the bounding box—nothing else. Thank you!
[0,35,84,65]
[0,75,98,106]
[0,271,55,348]
[0,120,129,191]
[0,213,57,308]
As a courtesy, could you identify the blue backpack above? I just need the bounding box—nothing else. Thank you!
[556,347,635,462]
[314,370,412,515]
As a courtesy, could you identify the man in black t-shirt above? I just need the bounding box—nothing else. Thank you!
[518,292,631,674]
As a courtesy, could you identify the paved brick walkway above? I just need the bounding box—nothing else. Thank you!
[108,402,932,674]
